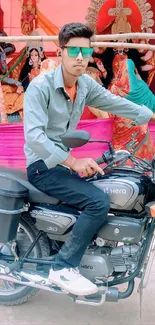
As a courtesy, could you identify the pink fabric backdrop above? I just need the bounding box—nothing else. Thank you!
[0,119,155,170]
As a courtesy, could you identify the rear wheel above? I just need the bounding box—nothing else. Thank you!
[0,214,50,306]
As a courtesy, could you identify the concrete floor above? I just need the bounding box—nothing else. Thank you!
[0,267,155,325]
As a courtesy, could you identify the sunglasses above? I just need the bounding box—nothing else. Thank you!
[61,46,94,58]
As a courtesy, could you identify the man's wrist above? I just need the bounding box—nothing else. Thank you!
[62,155,77,168]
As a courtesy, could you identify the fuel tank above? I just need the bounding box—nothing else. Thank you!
[90,168,152,214]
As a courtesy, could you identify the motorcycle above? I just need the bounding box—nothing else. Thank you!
[0,129,155,307]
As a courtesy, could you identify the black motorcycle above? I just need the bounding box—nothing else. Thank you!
[0,130,155,307]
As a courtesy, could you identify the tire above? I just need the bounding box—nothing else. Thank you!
[0,214,50,306]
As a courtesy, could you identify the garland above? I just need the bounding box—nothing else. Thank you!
[0,49,26,82]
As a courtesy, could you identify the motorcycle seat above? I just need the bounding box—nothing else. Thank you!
[0,166,59,205]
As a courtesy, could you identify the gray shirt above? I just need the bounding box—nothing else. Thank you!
[24,64,153,168]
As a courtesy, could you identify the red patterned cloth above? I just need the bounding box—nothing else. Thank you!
[108,54,155,161]
[21,0,38,35]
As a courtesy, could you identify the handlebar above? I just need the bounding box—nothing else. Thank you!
[95,149,152,174]
[95,150,129,166]
[95,157,105,165]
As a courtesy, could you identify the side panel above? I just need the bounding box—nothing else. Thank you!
[97,216,146,243]
[29,205,78,235]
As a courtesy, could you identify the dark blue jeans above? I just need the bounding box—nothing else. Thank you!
[27,160,110,270]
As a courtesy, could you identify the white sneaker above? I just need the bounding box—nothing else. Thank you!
[48,267,98,296]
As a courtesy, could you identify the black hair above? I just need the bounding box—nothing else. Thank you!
[58,22,94,47]
[127,40,148,82]
[89,47,115,88]
[19,48,46,91]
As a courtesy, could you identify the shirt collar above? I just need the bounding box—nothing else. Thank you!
[54,64,88,95]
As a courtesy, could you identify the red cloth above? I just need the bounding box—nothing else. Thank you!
[0,7,4,30]
[80,106,97,120]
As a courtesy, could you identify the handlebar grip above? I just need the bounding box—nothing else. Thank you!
[95,157,105,165]
[152,157,155,180]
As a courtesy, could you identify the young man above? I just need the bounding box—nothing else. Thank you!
[24,22,154,296]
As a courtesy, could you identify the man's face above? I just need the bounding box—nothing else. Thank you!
[59,37,92,77]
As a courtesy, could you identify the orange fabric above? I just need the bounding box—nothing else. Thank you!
[28,67,40,82]
[0,82,7,123]
[8,48,27,81]
[40,59,57,73]
[37,9,59,45]
[2,84,24,119]
[65,84,77,103]
[150,204,155,217]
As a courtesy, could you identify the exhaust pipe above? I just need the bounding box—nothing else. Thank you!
[106,280,135,302]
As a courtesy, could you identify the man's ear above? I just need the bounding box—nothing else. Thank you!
[57,48,62,58]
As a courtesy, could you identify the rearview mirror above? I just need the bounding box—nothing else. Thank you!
[61,130,90,148]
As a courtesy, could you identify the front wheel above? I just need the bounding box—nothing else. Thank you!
[0,214,50,306]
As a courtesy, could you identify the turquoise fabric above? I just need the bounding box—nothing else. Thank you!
[126,59,155,112]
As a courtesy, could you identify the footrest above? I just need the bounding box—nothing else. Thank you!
[4,261,21,274]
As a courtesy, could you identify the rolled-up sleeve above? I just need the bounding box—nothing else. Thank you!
[24,84,69,168]
[85,77,153,125]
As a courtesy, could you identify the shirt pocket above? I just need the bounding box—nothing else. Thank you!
[27,160,48,183]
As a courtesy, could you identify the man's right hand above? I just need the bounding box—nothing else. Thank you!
[72,157,104,177]
[62,155,104,178]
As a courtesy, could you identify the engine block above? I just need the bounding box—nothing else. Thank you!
[79,244,141,282]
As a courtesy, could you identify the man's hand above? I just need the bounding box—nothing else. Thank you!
[72,158,104,177]
[62,155,104,177]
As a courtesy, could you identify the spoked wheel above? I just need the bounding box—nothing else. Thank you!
[0,215,50,306]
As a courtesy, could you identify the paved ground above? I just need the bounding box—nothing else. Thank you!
[0,266,155,325]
